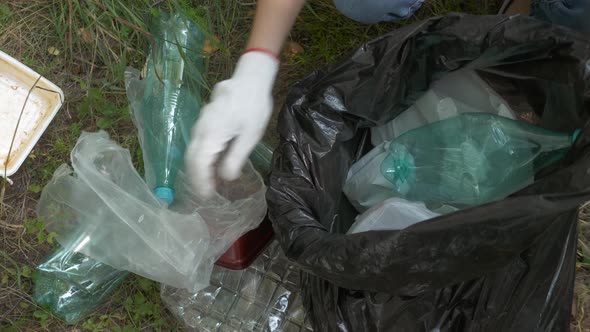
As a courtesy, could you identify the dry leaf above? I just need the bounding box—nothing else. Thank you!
[204,34,221,55]
[47,46,60,56]
[77,27,93,44]
[286,41,304,57]
[72,63,82,75]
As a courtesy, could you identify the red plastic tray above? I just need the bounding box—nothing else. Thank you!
[215,217,274,270]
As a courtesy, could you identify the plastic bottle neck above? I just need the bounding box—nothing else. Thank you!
[572,129,582,143]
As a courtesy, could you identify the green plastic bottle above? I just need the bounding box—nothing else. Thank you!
[32,244,128,324]
[381,113,580,208]
[137,12,206,205]
[250,141,274,181]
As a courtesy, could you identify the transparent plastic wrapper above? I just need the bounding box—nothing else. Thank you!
[370,69,516,146]
[161,241,313,332]
[126,11,206,204]
[347,197,441,234]
[32,235,128,324]
[345,112,578,211]
[38,131,267,292]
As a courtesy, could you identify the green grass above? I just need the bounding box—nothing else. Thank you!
[0,1,182,330]
[4,0,589,331]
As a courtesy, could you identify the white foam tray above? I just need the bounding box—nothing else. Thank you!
[0,50,64,177]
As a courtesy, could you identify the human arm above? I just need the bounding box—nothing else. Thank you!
[186,0,307,197]
[247,0,307,55]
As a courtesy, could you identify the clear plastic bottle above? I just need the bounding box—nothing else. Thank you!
[32,241,128,324]
[381,113,580,208]
[137,12,205,205]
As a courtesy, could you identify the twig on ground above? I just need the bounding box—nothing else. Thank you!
[0,250,22,289]
[0,219,24,231]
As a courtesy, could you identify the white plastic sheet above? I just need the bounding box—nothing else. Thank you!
[347,197,440,234]
[342,141,392,212]
[38,131,267,292]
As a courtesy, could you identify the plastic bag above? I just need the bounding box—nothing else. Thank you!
[371,69,516,145]
[32,234,128,324]
[38,131,267,292]
[267,13,590,331]
[161,241,313,332]
[342,141,391,212]
[347,197,440,234]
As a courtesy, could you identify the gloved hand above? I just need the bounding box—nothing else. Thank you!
[186,50,279,197]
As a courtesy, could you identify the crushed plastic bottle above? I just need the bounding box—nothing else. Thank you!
[381,113,580,207]
[32,233,128,324]
[135,11,206,205]
[161,241,314,332]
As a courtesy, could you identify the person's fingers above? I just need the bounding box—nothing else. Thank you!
[220,126,264,181]
[210,80,231,100]
[187,110,230,198]
[186,81,236,197]
[186,138,215,198]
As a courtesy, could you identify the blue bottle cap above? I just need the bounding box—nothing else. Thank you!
[154,187,174,206]
[572,129,582,143]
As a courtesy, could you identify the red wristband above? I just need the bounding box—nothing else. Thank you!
[243,47,280,61]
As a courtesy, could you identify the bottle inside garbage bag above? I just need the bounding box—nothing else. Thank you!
[381,113,580,207]
[139,12,205,205]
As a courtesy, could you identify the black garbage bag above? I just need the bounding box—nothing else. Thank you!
[267,13,590,332]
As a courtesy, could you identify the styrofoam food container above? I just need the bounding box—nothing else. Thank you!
[0,50,64,177]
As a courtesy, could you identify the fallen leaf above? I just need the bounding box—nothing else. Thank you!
[21,266,31,278]
[46,232,57,245]
[204,34,221,55]
[72,63,82,75]
[28,184,41,193]
[47,46,60,56]
[77,27,93,44]
[285,41,304,57]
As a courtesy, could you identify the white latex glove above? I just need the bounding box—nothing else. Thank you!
[186,51,279,197]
